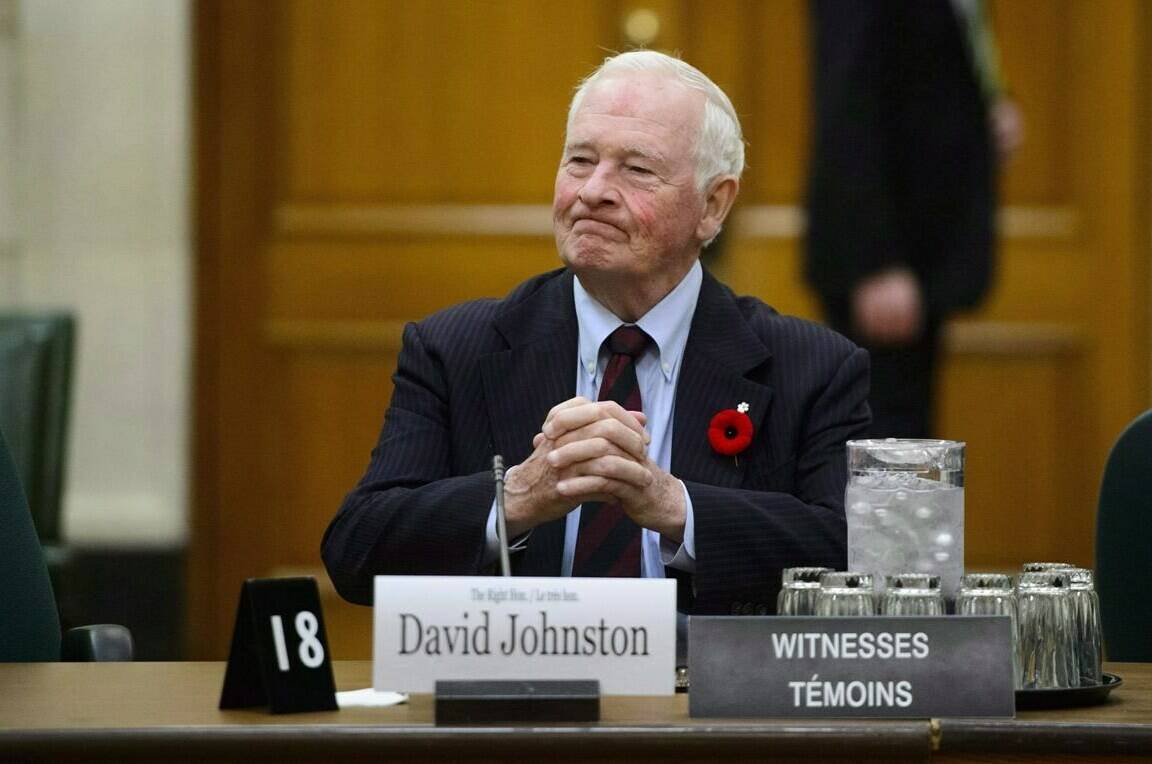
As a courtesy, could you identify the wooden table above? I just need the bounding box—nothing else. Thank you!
[1,661,1148,762]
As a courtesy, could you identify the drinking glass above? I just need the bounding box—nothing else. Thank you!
[1065,568,1103,686]
[1017,571,1079,689]
[846,439,965,600]
[957,575,1021,688]
[1022,562,1075,573]
[1019,565,1104,686]
[957,579,1017,616]
[815,572,876,616]
[960,572,1013,590]
[777,566,833,616]
[880,573,944,615]
[885,573,940,589]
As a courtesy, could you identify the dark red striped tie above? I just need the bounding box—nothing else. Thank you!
[572,325,651,577]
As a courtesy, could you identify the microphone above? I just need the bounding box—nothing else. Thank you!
[492,455,511,577]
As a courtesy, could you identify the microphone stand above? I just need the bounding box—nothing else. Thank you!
[493,455,511,577]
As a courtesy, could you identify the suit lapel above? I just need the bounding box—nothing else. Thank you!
[480,271,577,575]
[672,272,774,488]
[476,269,777,572]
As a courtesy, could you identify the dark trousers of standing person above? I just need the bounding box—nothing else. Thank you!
[825,302,941,440]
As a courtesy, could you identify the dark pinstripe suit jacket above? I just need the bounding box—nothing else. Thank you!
[322,267,870,615]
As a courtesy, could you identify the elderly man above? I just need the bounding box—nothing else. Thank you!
[322,51,869,616]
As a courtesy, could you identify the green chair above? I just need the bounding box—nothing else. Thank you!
[0,424,60,660]
[0,425,132,661]
[0,312,74,571]
[1095,409,1152,662]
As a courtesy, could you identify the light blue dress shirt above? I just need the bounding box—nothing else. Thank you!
[486,262,702,576]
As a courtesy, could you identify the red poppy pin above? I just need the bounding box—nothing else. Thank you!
[708,401,753,463]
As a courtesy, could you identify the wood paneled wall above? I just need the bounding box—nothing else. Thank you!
[193,0,1150,659]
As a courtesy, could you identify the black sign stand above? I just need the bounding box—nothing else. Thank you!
[435,680,600,724]
[219,577,338,714]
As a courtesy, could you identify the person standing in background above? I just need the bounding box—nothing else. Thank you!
[804,0,1023,439]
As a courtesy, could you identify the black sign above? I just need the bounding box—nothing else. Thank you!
[689,615,1015,718]
[435,680,601,724]
[219,577,338,714]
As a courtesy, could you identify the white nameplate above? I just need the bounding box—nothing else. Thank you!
[373,576,676,696]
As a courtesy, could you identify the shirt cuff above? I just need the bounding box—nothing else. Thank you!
[483,466,531,567]
[660,479,696,572]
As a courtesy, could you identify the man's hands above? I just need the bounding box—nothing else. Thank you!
[852,266,924,346]
[503,397,687,542]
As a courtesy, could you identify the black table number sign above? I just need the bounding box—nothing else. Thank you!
[219,577,338,714]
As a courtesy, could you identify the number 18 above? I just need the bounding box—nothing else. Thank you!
[270,611,325,671]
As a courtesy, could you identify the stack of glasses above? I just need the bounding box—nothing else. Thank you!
[779,569,945,617]
[776,563,1104,691]
[955,574,1022,688]
[1015,563,1103,690]
[776,567,833,616]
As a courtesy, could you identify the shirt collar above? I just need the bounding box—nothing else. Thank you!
[573,260,702,382]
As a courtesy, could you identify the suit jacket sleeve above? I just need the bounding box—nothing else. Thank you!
[804,0,904,303]
[687,344,869,614]
[321,320,494,605]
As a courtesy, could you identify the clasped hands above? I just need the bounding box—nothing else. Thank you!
[503,396,686,543]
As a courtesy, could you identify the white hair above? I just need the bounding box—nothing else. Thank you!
[567,50,745,193]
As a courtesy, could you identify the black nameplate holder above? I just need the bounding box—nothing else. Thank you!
[219,577,338,714]
[435,680,600,725]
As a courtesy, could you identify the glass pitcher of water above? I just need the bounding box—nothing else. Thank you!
[846,439,965,602]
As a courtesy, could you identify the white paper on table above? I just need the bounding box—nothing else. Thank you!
[336,688,409,708]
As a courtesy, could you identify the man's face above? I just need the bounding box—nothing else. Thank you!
[553,73,707,287]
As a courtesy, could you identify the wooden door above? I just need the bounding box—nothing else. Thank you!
[193,0,1149,658]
